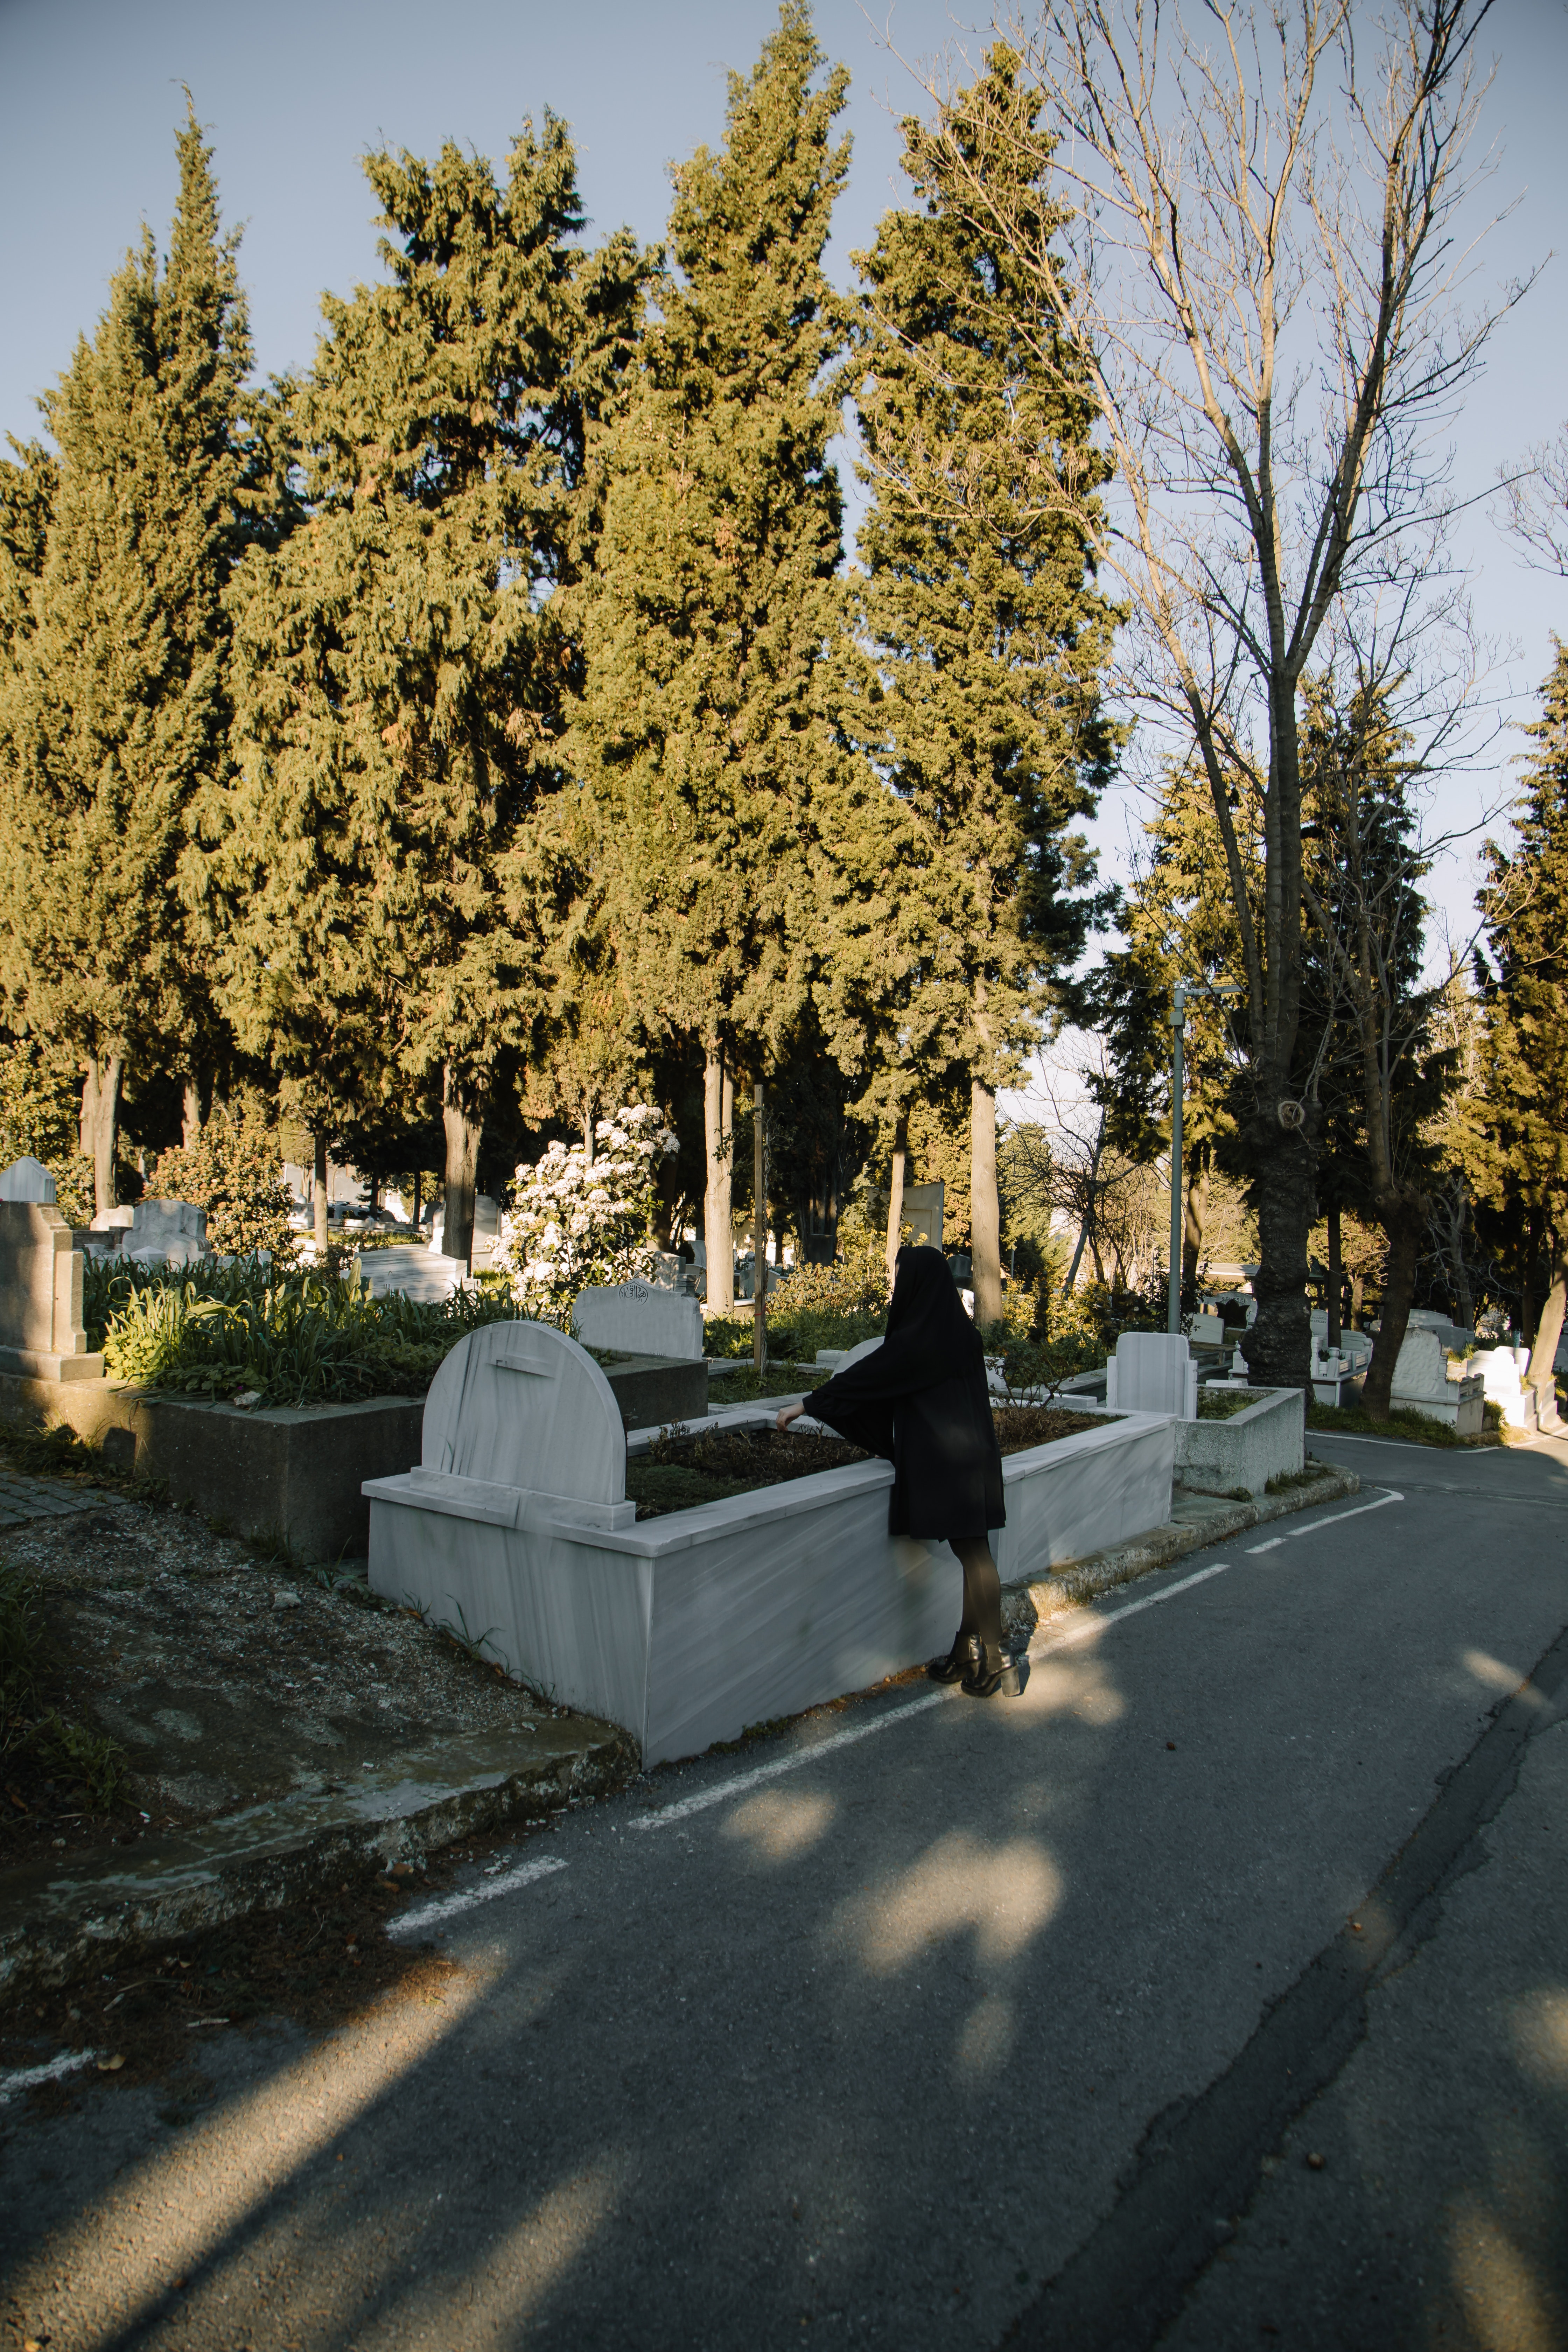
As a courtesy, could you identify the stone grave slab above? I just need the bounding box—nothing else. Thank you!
[574,1280,704,1363]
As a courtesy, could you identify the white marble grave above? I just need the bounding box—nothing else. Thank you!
[1106,1332,1198,1420]
[0,1156,55,1204]
[365,1320,1175,1764]
[573,1280,705,1363]
[117,1198,209,1267]
[1387,1328,1485,1434]
[358,1246,470,1303]
[1468,1343,1536,1432]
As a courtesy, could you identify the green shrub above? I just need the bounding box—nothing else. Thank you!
[98,1260,517,1406]
[983,1329,1104,1404]
[147,1101,295,1256]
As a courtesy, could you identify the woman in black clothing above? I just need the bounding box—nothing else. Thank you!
[775,1244,1021,1699]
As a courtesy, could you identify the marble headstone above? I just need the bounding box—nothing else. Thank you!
[0,1156,55,1204]
[421,1319,626,1503]
[1107,1331,1198,1420]
[573,1280,705,1363]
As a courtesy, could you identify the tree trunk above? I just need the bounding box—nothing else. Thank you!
[1361,1212,1421,1420]
[703,1039,734,1312]
[583,1093,596,1167]
[1351,1269,1365,1328]
[885,1111,909,1283]
[1526,1236,1566,1414]
[1450,1192,1475,1332]
[79,1054,125,1224]
[313,1130,329,1258]
[441,1063,483,1270]
[1326,1204,1343,1350]
[182,1079,203,1151]
[1520,1210,1541,1351]
[970,1077,1003,1328]
[412,1171,422,1234]
[1181,1139,1210,1302]
[752,1082,766,1374]
[1239,1111,1316,1393]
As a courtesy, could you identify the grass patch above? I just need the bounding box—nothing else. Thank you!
[1306,1400,1498,1449]
[1265,1463,1334,1494]
[1197,1388,1254,1420]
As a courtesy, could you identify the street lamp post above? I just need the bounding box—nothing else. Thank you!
[1167,979,1241,1337]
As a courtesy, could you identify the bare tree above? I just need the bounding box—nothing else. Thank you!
[892,0,1523,1388]
[1499,422,1568,575]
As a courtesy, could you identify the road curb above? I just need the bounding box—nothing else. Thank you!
[1002,1459,1362,1644]
[0,1720,636,2009]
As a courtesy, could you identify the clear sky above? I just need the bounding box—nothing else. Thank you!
[4,0,1567,969]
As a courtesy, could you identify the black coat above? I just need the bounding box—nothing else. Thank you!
[806,1246,1006,1540]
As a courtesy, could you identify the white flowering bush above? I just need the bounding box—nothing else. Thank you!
[495,1105,679,1328]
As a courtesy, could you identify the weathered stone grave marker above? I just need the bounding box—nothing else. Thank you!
[0,1160,103,1381]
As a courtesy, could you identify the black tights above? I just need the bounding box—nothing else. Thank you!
[952,1537,1003,1663]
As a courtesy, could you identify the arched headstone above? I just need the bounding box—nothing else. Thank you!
[421,1320,626,1502]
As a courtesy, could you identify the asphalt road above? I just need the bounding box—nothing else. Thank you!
[3,1429,1566,2351]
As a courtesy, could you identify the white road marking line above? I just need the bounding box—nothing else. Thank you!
[0,2048,100,2102]
[1247,1538,1285,1554]
[636,1560,1237,1833]
[1274,1488,1402,1538]
[632,1693,947,1829]
[390,1853,568,1936]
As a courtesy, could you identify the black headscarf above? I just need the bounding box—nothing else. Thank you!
[879,1245,984,1386]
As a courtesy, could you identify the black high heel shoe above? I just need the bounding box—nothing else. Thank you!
[961,1644,1023,1699]
[926,1634,979,1685]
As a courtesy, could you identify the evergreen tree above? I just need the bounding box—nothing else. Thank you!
[565,1,850,1310]
[0,107,251,1218]
[842,47,1119,1325]
[1296,674,1451,1412]
[1084,755,1251,1307]
[1473,644,1568,1401]
[209,118,645,1260]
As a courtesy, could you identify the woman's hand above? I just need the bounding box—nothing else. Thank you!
[775,1401,805,1434]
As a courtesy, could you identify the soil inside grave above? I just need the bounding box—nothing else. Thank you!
[625,1405,1108,1520]
[0,1488,575,1881]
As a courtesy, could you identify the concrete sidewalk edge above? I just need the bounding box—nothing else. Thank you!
[1002,1460,1363,1645]
[0,1722,636,2007]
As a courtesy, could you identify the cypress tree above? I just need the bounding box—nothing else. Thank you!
[844,48,1119,1326]
[1474,645,1568,1399]
[565,1,850,1310]
[210,118,645,1261]
[0,107,251,1218]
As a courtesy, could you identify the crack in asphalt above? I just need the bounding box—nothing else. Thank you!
[1001,1614,1568,2352]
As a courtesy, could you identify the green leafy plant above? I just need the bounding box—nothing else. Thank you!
[984,1329,1103,1406]
[97,1260,518,1406]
